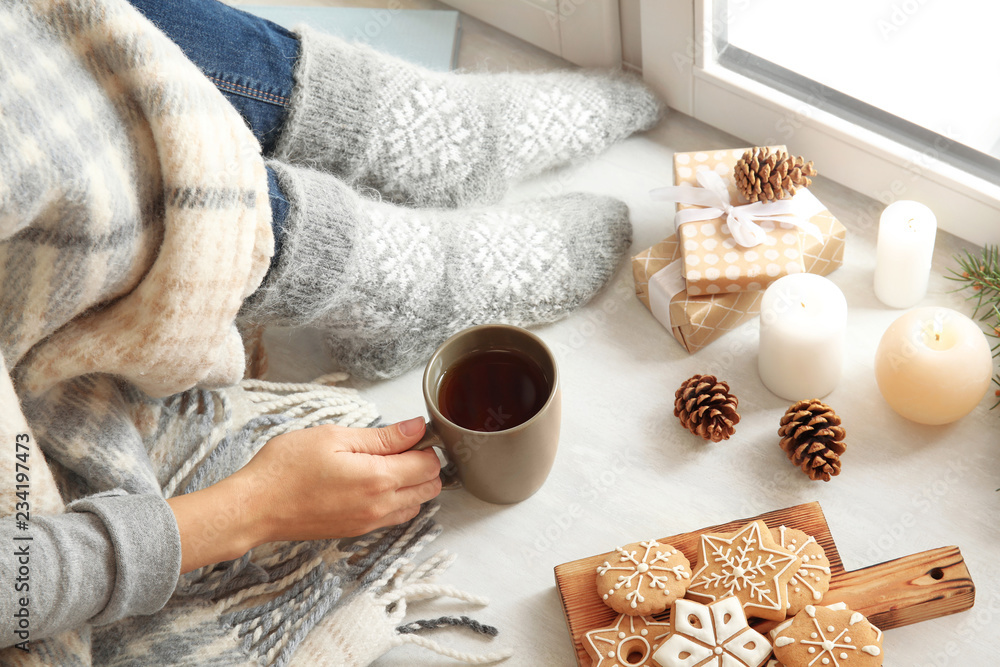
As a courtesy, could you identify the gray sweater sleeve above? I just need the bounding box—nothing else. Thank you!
[0,491,181,647]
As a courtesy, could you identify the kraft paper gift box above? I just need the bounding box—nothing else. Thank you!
[633,213,846,354]
[671,146,827,296]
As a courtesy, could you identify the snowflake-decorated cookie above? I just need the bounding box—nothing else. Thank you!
[770,602,883,667]
[686,520,801,621]
[771,526,832,615]
[583,613,672,667]
[651,597,773,667]
[596,540,692,615]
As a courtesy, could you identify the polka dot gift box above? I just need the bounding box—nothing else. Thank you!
[633,148,845,354]
[672,147,843,296]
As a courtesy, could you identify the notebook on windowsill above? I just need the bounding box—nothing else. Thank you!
[239,5,461,71]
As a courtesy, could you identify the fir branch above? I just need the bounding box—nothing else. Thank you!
[947,245,1000,321]
[949,246,1000,412]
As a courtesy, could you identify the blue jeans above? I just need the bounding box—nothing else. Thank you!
[128,0,300,269]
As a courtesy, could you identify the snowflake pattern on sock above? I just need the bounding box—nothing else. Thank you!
[276,30,663,207]
[687,521,801,622]
[248,164,633,380]
[379,78,478,186]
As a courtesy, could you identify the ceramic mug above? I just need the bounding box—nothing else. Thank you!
[413,324,561,504]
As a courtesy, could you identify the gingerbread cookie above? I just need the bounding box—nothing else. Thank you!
[771,526,832,615]
[596,540,692,615]
[652,597,772,667]
[771,602,883,667]
[584,614,672,667]
[686,520,801,621]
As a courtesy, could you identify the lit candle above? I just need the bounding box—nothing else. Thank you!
[873,200,937,309]
[758,274,848,401]
[874,307,992,425]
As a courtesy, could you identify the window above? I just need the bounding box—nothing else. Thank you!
[640,0,1000,246]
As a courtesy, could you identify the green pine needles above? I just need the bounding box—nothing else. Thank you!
[948,245,1000,408]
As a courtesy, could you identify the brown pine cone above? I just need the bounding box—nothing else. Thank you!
[734,147,817,203]
[674,374,740,442]
[778,399,846,481]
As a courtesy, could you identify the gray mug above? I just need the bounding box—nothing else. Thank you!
[413,324,561,504]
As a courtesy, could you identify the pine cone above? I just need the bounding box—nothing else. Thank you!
[778,399,846,481]
[674,374,740,442]
[734,147,817,203]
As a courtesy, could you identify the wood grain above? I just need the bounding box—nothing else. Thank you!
[824,545,974,631]
[554,502,975,666]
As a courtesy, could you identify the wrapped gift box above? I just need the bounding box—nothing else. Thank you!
[673,146,826,296]
[633,209,846,353]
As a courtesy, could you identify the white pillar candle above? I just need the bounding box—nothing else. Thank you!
[758,274,848,401]
[873,200,937,309]
[874,307,992,425]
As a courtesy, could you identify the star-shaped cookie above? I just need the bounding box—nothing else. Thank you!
[686,520,801,621]
[583,613,672,667]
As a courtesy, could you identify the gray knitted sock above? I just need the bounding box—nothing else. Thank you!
[240,162,632,379]
[273,28,663,208]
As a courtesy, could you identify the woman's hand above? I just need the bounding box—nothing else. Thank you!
[168,418,441,573]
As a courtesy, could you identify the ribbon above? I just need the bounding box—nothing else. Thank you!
[648,259,685,329]
[650,170,825,248]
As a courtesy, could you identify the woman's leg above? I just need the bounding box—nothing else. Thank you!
[127,0,298,155]
[129,0,662,211]
[274,29,663,208]
[239,161,632,380]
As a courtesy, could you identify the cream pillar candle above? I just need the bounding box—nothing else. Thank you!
[873,200,937,308]
[758,274,848,401]
[874,307,992,425]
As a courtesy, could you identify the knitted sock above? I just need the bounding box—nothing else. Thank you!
[240,162,632,380]
[273,28,663,208]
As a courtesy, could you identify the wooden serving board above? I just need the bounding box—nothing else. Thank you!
[554,502,975,666]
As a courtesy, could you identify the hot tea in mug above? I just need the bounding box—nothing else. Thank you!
[436,347,549,433]
[415,324,561,504]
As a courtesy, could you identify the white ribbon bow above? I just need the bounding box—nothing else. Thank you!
[650,170,825,248]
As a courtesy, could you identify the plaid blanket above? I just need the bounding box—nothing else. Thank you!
[0,1,506,664]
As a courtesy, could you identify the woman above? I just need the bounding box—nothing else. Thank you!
[0,0,660,663]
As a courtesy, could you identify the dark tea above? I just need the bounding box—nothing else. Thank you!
[437,347,550,432]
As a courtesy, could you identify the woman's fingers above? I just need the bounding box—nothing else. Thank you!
[382,449,442,489]
[336,417,426,456]
[371,503,423,533]
[395,475,443,508]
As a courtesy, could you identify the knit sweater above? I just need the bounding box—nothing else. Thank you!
[0,2,504,665]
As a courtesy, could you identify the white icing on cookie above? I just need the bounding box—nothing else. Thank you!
[596,541,690,609]
[688,522,799,618]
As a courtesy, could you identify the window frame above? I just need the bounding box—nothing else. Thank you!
[639,0,1000,246]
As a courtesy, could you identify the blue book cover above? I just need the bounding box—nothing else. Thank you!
[240,5,461,71]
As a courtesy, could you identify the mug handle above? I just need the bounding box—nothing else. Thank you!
[410,421,462,490]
